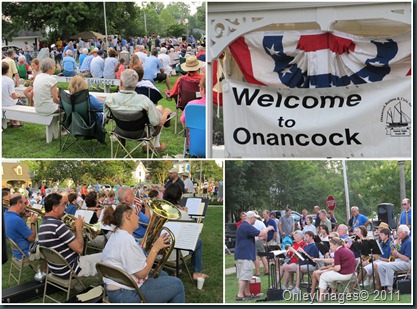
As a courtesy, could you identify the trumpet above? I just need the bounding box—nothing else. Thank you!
[25,206,46,216]
[62,214,102,241]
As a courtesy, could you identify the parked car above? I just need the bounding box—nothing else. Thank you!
[2,46,20,59]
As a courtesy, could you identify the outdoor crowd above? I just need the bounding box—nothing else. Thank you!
[2,32,206,154]
[233,201,412,302]
[3,167,210,303]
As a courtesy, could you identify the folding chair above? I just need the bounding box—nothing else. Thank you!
[184,104,206,157]
[135,86,163,104]
[95,262,147,303]
[7,238,38,285]
[163,250,193,282]
[172,78,201,134]
[59,88,106,157]
[336,258,361,294]
[39,246,86,303]
[107,107,156,158]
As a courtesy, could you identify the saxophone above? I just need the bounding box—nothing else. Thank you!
[389,241,397,262]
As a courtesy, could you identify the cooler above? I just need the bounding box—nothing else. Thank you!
[249,276,261,295]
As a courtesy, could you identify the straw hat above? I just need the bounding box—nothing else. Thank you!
[89,48,99,55]
[180,55,203,72]
[377,222,389,229]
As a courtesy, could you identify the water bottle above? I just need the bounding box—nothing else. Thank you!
[34,265,46,282]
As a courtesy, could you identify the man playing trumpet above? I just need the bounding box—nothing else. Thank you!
[4,193,42,261]
[38,193,102,278]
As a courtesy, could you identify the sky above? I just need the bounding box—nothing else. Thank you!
[135,1,204,15]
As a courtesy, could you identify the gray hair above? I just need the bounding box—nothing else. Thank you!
[138,45,145,51]
[398,224,410,235]
[294,230,304,240]
[40,58,55,73]
[351,206,359,212]
[82,48,89,54]
[117,185,132,202]
[65,49,73,56]
[121,69,138,90]
[18,55,26,63]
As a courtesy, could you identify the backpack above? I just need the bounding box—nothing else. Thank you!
[17,63,27,79]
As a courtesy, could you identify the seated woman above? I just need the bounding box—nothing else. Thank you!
[102,203,185,303]
[33,58,60,115]
[101,205,116,240]
[181,75,206,128]
[68,75,104,125]
[2,62,23,127]
[163,183,208,281]
[279,231,306,291]
[85,191,102,224]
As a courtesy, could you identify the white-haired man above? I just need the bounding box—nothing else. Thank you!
[104,69,172,153]
[376,225,411,291]
[350,206,371,233]
[158,47,172,76]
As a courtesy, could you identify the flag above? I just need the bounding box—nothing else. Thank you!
[229,30,411,88]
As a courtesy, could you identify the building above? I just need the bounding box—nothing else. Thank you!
[3,30,43,50]
[132,161,149,184]
[2,162,32,189]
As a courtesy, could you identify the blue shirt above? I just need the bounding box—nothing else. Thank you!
[66,203,77,215]
[4,211,32,259]
[89,95,104,125]
[264,218,277,242]
[301,242,320,265]
[164,178,185,193]
[103,57,118,79]
[79,54,87,68]
[399,235,411,259]
[133,212,150,239]
[400,209,412,228]
[143,55,162,80]
[90,56,104,78]
[234,221,260,261]
[379,238,392,259]
[80,55,94,71]
[62,56,76,71]
[351,213,369,232]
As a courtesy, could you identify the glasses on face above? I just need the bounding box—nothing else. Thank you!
[402,203,407,206]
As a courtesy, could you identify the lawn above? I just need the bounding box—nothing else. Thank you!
[2,205,223,303]
[224,272,412,304]
[2,76,186,158]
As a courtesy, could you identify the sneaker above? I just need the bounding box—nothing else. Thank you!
[280,285,287,290]
[291,287,300,294]
[363,280,370,287]
[236,296,246,301]
[287,285,293,290]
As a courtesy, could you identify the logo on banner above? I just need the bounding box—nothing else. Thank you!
[380,97,411,137]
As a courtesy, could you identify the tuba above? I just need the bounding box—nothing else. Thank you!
[141,198,181,278]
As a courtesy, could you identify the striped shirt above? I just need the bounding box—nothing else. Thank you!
[38,216,80,279]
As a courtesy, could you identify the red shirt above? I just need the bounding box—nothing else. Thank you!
[236,220,243,228]
[169,72,202,97]
[334,246,356,274]
[289,241,306,264]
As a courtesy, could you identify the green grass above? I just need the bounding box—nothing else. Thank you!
[2,206,223,303]
[2,76,185,158]
[224,272,412,304]
[225,253,235,269]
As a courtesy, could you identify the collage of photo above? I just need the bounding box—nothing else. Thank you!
[1,1,412,305]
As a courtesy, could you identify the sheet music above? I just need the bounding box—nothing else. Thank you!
[75,210,94,223]
[185,198,203,216]
[32,204,43,210]
[271,250,287,256]
[163,222,203,251]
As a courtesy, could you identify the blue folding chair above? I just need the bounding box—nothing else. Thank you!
[184,104,206,157]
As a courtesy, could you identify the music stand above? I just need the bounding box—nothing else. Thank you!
[315,241,330,256]
[360,239,383,291]
[350,240,368,289]
[299,252,317,291]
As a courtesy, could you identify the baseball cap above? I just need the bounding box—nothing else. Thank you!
[246,211,260,219]
[169,168,179,174]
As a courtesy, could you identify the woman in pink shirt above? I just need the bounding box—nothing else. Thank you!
[180,75,206,127]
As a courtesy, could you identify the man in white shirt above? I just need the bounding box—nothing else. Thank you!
[253,211,269,276]
[158,47,172,76]
[182,172,195,197]
[135,45,148,65]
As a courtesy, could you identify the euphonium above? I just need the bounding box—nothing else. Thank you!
[141,198,181,278]
[61,214,102,241]
[25,206,46,217]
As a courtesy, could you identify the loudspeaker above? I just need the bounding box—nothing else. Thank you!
[377,203,396,229]
[267,288,284,301]
[396,279,411,294]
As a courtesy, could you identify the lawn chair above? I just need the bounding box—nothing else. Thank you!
[39,246,86,303]
[95,262,147,303]
[59,88,106,157]
[135,86,163,105]
[107,107,156,159]
[172,78,201,134]
[184,104,206,158]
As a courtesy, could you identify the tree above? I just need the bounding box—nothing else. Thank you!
[166,3,191,20]
[143,161,173,185]
[193,3,206,30]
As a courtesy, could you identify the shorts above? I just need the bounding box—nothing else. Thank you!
[300,264,317,273]
[256,239,266,256]
[236,259,254,281]
[154,73,167,82]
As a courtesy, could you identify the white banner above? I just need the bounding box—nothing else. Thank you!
[223,77,411,158]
